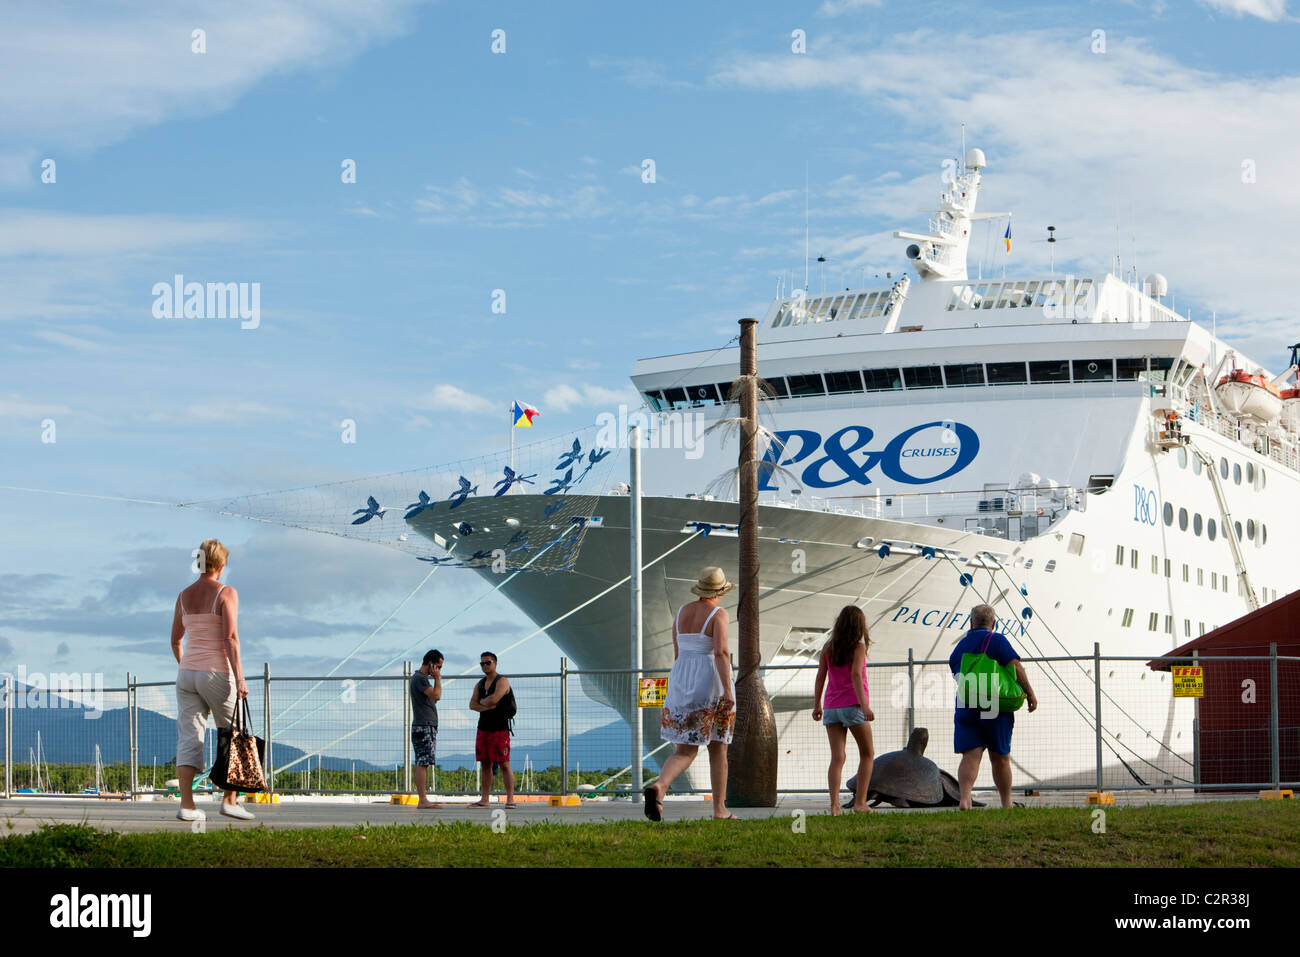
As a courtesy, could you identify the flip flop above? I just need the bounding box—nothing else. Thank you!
[505,803,517,809]
[715,812,739,820]
[643,786,662,821]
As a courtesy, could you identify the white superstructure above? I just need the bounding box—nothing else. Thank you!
[419,148,1299,791]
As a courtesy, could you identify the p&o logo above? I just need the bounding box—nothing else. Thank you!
[758,421,980,490]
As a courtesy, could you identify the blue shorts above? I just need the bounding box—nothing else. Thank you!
[822,706,867,727]
[954,711,1014,755]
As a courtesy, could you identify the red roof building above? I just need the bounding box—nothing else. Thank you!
[1149,593,1300,789]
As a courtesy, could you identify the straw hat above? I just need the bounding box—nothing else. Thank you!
[690,566,735,599]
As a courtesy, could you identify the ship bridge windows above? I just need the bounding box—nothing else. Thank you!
[862,368,903,391]
[755,377,786,399]
[644,391,665,411]
[825,370,864,394]
[902,366,943,389]
[1073,359,1115,382]
[1029,360,1070,384]
[944,363,986,387]
[987,361,1028,385]
[786,373,826,397]
[662,387,689,410]
[685,384,721,406]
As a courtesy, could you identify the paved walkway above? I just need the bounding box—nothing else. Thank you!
[0,790,1262,836]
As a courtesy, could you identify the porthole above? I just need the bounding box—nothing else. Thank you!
[1246,462,1256,484]
[1220,458,1228,479]
[1163,502,1174,526]
[1207,518,1217,541]
[1178,507,1189,531]
[1260,468,1266,490]
[1193,513,1203,536]
[1177,447,1188,469]
[1233,463,1242,485]
[1235,521,1243,541]
[1193,457,1202,475]
[1247,519,1257,542]
[1262,524,1267,545]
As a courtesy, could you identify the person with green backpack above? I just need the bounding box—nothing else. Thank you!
[948,604,1038,810]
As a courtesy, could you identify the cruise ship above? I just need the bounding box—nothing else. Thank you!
[410,148,1299,791]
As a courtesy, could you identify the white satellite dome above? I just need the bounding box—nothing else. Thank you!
[964,148,987,170]
[1145,273,1168,299]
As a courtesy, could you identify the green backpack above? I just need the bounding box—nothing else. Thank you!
[957,633,1025,713]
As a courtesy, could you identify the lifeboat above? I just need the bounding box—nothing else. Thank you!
[1216,369,1282,422]
[1282,387,1300,432]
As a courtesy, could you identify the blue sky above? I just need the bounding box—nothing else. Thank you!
[3,0,1299,688]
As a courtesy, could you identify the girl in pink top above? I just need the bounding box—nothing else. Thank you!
[813,605,875,815]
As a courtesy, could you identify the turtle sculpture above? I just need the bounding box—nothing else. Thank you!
[843,727,984,808]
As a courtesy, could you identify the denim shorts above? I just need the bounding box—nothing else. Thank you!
[822,706,867,727]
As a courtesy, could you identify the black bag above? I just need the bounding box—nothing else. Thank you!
[210,697,267,793]
[479,677,517,733]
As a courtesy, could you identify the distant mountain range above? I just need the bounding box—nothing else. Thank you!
[4,686,632,773]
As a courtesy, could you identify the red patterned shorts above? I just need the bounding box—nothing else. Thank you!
[476,729,511,765]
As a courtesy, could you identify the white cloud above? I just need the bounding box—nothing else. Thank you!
[423,383,496,415]
[817,0,884,15]
[542,383,637,412]
[414,178,610,225]
[0,210,256,258]
[1197,0,1288,19]
[0,1,426,156]
[588,57,693,90]
[710,29,1300,355]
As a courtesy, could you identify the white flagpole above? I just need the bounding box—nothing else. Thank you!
[508,402,515,480]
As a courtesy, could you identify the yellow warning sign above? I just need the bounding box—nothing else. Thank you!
[1171,665,1204,698]
[638,678,667,708]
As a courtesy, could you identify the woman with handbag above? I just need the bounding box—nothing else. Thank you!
[169,538,255,822]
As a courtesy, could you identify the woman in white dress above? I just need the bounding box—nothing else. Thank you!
[644,566,737,821]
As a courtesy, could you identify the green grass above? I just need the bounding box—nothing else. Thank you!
[3,803,1298,867]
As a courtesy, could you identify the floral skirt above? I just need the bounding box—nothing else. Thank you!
[660,696,735,746]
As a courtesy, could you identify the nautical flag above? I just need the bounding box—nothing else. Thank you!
[1004,222,1012,253]
[511,401,539,427]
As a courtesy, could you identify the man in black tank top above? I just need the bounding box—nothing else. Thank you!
[468,651,515,807]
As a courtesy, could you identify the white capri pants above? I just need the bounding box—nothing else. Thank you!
[176,669,236,769]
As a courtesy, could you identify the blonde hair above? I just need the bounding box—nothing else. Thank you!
[198,538,229,575]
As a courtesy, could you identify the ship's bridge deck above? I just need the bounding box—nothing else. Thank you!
[762,272,1182,338]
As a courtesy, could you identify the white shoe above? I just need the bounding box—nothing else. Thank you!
[177,807,206,822]
[220,803,255,821]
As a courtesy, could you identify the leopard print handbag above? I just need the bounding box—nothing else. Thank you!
[211,697,267,793]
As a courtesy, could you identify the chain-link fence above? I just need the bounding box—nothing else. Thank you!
[2,652,1297,799]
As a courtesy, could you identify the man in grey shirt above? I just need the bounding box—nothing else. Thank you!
[410,649,443,809]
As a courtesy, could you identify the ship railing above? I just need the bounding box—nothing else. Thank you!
[5,652,1296,800]
[763,487,1081,536]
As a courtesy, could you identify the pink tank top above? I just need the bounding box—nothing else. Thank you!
[824,648,868,709]
[179,585,233,674]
